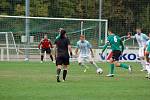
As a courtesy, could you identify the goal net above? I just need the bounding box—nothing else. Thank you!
[0,32,18,61]
[0,15,108,61]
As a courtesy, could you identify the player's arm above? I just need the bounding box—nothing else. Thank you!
[120,40,124,53]
[38,39,42,49]
[121,32,133,43]
[49,40,53,48]
[143,34,149,40]
[88,42,94,57]
[101,43,108,55]
[67,39,73,57]
[102,36,110,54]
[75,42,79,55]
[90,48,94,57]
[68,45,73,57]
[144,40,149,50]
[75,48,78,55]
[54,40,57,58]
[130,35,135,39]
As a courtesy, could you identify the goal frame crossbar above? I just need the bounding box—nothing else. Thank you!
[0,15,108,43]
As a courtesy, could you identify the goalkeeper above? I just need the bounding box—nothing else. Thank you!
[38,34,54,63]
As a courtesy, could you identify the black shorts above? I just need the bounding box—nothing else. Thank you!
[41,48,51,54]
[56,55,69,66]
[112,50,122,61]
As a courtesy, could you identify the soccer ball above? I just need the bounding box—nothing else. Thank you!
[96,68,103,74]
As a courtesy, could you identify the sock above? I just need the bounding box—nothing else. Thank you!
[93,62,99,69]
[141,60,146,70]
[120,63,129,69]
[63,70,67,80]
[41,55,44,61]
[110,64,114,74]
[57,68,61,77]
[145,62,149,71]
[50,55,53,61]
[147,64,150,74]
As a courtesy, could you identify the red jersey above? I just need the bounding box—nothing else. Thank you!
[38,39,53,49]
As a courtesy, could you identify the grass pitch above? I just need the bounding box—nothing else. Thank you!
[0,61,150,100]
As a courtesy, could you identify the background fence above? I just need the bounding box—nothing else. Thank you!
[0,0,149,61]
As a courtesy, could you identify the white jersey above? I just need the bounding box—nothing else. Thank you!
[77,40,92,57]
[134,33,149,47]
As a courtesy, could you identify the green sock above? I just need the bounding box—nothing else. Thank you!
[110,64,114,74]
[120,63,129,69]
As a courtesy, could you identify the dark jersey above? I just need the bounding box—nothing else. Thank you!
[55,37,70,57]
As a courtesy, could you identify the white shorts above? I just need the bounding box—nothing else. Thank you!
[139,47,145,57]
[78,54,93,63]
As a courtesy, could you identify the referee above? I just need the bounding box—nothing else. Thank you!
[54,30,72,82]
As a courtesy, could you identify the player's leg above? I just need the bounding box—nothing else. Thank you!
[78,55,88,72]
[63,65,68,81]
[114,61,131,71]
[56,56,63,82]
[106,58,115,77]
[62,56,69,81]
[50,54,54,62]
[106,51,113,60]
[46,48,54,62]
[88,55,103,73]
[145,52,150,79]
[139,47,146,71]
[40,48,45,63]
[91,61,103,74]
[107,51,121,77]
[113,50,131,72]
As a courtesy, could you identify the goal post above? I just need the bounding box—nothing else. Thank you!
[0,32,19,61]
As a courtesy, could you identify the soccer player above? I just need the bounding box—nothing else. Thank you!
[75,35,103,73]
[101,29,132,77]
[144,33,150,79]
[54,30,72,82]
[56,28,64,39]
[106,32,131,61]
[38,34,54,63]
[129,28,149,71]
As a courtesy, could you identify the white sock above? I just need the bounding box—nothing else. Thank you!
[145,62,149,71]
[92,61,103,71]
[92,61,99,69]
[147,64,150,74]
[141,60,146,70]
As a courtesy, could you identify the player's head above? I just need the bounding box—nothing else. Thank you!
[108,29,113,35]
[149,33,150,38]
[127,32,132,38]
[58,28,64,33]
[136,28,142,35]
[80,35,85,41]
[60,29,66,38]
[44,34,48,39]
